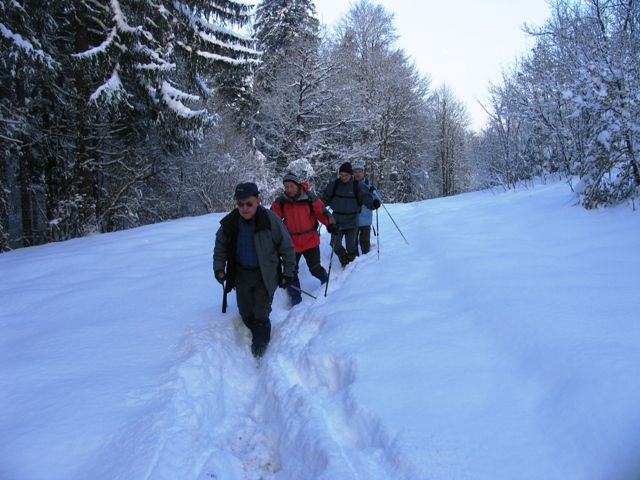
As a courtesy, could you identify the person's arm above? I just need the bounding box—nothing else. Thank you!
[213,226,229,276]
[312,198,330,226]
[358,181,378,210]
[321,181,332,205]
[368,181,382,202]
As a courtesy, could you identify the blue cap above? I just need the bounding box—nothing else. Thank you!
[234,182,259,199]
[353,162,365,171]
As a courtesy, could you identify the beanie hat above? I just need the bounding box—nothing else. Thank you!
[353,161,365,171]
[282,172,301,186]
[234,182,259,199]
[339,162,353,175]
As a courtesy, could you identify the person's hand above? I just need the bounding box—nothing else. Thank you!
[372,199,381,210]
[369,185,376,193]
[215,270,226,285]
[327,223,339,234]
[279,275,293,289]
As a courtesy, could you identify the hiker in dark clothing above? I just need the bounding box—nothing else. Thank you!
[213,182,296,358]
[271,172,336,306]
[321,162,380,267]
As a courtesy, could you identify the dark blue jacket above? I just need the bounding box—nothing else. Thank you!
[322,178,375,230]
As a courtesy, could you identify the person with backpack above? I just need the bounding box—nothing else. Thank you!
[353,162,382,255]
[271,172,336,306]
[321,162,380,267]
[213,182,296,358]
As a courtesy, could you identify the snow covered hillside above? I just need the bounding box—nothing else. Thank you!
[1,180,639,480]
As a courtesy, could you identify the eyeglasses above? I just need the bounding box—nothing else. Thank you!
[236,200,256,208]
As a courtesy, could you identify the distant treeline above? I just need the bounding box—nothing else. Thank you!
[1,0,637,251]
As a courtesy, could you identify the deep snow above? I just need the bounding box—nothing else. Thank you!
[1,180,639,480]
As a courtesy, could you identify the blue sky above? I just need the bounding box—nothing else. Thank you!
[314,0,550,131]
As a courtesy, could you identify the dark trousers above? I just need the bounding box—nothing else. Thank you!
[331,228,358,266]
[235,266,272,346]
[297,246,328,282]
[357,225,371,254]
[287,246,328,305]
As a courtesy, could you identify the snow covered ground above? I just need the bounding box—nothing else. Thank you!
[1,179,639,480]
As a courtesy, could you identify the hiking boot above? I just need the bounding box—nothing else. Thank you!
[251,340,268,358]
[251,318,271,357]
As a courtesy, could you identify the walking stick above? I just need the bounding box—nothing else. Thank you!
[324,234,336,297]
[222,281,228,313]
[376,208,380,260]
[381,202,409,245]
[290,284,318,299]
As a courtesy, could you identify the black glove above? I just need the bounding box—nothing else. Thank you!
[369,185,376,193]
[327,223,339,234]
[279,275,293,289]
[215,270,226,285]
[372,199,381,210]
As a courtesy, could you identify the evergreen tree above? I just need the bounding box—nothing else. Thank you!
[1,0,258,249]
[252,0,324,173]
[1,0,62,248]
[254,0,320,91]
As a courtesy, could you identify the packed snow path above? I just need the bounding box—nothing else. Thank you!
[142,253,419,480]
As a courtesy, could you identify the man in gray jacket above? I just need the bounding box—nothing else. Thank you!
[322,162,380,267]
[213,182,296,357]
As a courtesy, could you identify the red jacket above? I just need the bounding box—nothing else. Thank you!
[271,182,332,253]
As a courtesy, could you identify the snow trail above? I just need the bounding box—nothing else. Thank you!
[3,182,640,479]
[157,241,420,479]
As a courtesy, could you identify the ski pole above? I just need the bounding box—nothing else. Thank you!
[289,284,317,299]
[324,234,335,297]
[381,202,409,245]
[376,208,380,260]
[222,281,228,313]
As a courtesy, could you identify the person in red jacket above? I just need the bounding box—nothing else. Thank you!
[271,172,337,306]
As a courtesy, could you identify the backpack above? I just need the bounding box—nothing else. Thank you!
[276,193,321,233]
[277,194,315,218]
[328,178,362,206]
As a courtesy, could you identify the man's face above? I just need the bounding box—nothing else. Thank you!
[283,181,300,198]
[354,169,364,181]
[339,172,352,183]
[236,195,259,220]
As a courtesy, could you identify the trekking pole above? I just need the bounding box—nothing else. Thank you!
[381,202,409,245]
[222,281,228,313]
[376,209,380,260]
[290,284,317,300]
[324,235,335,297]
